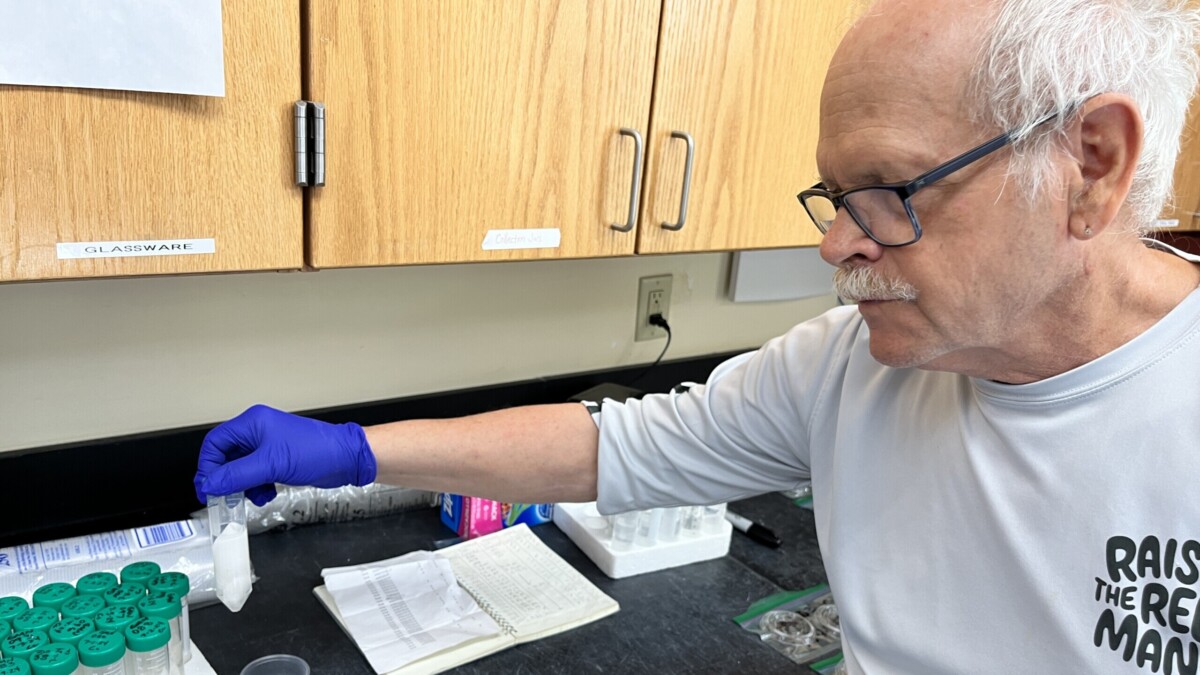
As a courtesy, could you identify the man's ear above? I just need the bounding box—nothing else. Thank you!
[1065,94,1143,240]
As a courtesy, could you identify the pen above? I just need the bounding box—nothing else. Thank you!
[725,510,781,548]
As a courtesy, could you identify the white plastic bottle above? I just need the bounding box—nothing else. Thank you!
[208,493,253,612]
[123,618,169,675]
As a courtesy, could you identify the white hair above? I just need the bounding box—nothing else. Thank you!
[969,0,1200,232]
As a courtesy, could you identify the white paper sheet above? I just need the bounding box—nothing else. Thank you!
[0,0,225,96]
[322,552,501,674]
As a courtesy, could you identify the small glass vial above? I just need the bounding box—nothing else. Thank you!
[77,630,127,675]
[12,610,58,636]
[634,509,662,547]
[74,575,118,600]
[93,608,138,637]
[0,657,32,675]
[681,506,704,536]
[609,511,640,551]
[579,504,612,542]
[100,586,144,611]
[134,596,179,675]
[144,575,189,665]
[657,507,682,542]
[28,644,79,675]
[47,619,94,649]
[122,619,169,675]
[208,493,253,612]
[59,597,104,625]
[31,585,76,614]
[1,630,50,663]
[117,565,158,591]
[0,598,28,625]
[702,504,727,535]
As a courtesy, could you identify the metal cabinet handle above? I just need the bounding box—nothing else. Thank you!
[662,131,695,231]
[612,128,644,232]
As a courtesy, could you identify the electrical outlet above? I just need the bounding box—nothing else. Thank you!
[635,275,672,341]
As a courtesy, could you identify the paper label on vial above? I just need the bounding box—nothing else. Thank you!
[481,229,561,250]
[56,238,216,259]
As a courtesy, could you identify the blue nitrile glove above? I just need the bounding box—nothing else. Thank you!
[194,404,377,507]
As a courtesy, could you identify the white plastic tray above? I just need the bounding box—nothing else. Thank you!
[553,502,731,579]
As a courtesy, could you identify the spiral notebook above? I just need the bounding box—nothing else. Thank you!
[313,524,620,674]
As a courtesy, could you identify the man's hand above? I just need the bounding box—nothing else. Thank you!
[193,405,377,506]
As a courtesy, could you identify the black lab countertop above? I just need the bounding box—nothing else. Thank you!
[190,492,827,674]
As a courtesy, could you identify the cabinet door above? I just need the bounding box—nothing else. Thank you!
[636,0,852,254]
[1161,92,1200,232]
[0,4,303,282]
[306,0,659,267]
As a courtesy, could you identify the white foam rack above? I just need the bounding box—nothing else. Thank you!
[553,502,732,579]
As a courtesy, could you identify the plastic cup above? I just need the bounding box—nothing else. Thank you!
[239,654,310,675]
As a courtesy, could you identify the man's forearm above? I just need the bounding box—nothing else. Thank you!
[364,402,600,504]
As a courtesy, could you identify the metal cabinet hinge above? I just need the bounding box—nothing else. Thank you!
[294,101,326,187]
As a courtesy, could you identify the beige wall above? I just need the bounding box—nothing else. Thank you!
[0,253,836,453]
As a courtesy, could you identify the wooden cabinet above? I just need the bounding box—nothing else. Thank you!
[2,0,851,281]
[306,0,850,268]
[636,0,848,254]
[1161,93,1200,232]
[0,3,303,282]
[305,0,660,267]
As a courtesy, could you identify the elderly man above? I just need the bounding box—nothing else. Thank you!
[195,0,1200,672]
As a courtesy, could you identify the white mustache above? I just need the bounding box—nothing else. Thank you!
[833,266,918,303]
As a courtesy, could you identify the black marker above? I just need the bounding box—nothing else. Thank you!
[725,510,781,548]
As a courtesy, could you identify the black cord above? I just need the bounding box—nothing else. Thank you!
[628,313,672,388]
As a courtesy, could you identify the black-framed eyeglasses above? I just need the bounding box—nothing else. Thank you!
[797,110,1063,247]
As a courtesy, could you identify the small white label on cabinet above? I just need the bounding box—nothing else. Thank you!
[481,229,561,251]
[56,238,216,259]
[1155,219,1180,229]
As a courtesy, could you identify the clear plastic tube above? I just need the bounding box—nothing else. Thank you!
[681,506,704,536]
[127,646,168,675]
[657,508,682,541]
[702,504,727,534]
[177,597,189,665]
[634,509,662,547]
[610,512,639,551]
[207,494,252,613]
[166,617,181,675]
[80,664,125,675]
